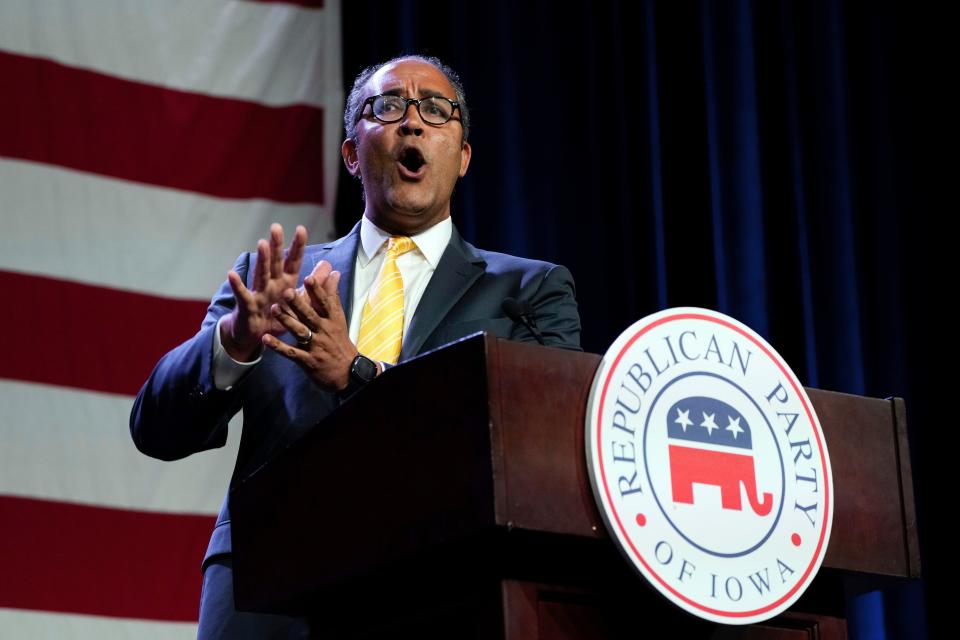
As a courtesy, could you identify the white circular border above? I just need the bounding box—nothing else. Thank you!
[584,307,834,624]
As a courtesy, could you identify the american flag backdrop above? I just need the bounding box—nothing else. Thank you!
[0,1,342,636]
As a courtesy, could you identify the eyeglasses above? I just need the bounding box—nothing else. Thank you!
[358,94,461,126]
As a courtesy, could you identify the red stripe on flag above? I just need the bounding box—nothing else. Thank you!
[0,51,325,205]
[0,495,214,621]
[0,270,209,397]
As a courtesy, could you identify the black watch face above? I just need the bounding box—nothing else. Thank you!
[352,355,377,382]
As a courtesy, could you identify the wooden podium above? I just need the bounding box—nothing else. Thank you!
[230,334,920,639]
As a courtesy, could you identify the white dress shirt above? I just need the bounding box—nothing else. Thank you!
[212,216,452,390]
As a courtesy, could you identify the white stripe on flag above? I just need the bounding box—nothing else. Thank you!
[0,0,341,107]
[0,608,196,640]
[0,379,237,515]
[0,158,335,300]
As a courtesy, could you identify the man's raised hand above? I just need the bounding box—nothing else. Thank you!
[220,224,307,361]
[262,260,361,391]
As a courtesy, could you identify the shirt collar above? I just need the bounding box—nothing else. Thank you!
[358,215,452,269]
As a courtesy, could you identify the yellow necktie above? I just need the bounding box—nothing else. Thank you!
[357,236,416,364]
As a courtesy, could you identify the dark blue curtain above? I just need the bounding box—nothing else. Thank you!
[336,1,941,636]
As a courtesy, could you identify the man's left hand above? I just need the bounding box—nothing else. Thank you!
[262,260,358,391]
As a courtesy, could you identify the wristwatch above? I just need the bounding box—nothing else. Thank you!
[341,353,378,398]
[350,354,378,383]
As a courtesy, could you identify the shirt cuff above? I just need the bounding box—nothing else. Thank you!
[212,315,262,390]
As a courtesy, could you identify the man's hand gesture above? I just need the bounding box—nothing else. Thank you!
[262,260,361,392]
[220,224,307,362]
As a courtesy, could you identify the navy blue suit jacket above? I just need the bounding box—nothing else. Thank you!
[130,222,581,564]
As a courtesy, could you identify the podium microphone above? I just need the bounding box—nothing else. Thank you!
[502,298,546,345]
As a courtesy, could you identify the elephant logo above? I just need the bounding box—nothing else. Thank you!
[666,396,773,516]
[586,308,832,624]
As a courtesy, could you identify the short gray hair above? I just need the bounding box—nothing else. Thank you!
[343,55,470,146]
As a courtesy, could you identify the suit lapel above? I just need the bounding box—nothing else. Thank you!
[310,222,361,322]
[400,227,485,360]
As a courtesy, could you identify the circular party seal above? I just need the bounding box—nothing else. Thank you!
[585,308,833,624]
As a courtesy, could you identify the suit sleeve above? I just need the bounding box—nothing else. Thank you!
[129,253,250,461]
[524,264,582,351]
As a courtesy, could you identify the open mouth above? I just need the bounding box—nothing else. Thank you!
[398,147,426,174]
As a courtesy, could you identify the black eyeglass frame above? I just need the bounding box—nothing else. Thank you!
[356,94,462,126]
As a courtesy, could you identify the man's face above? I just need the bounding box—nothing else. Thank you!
[342,59,472,235]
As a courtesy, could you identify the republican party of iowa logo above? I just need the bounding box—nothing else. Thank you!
[585,308,833,624]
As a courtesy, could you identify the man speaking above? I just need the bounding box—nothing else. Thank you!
[131,55,581,638]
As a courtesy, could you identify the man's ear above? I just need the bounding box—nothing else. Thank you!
[342,138,360,177]
[458,141,472,178]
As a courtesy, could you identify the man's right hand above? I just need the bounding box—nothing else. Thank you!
[220,223,307,362]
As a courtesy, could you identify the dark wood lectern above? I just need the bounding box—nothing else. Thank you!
[230,334,919,639]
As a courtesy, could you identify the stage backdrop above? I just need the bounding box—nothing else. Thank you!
[334,1,938,638]
[0,1,341,637]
